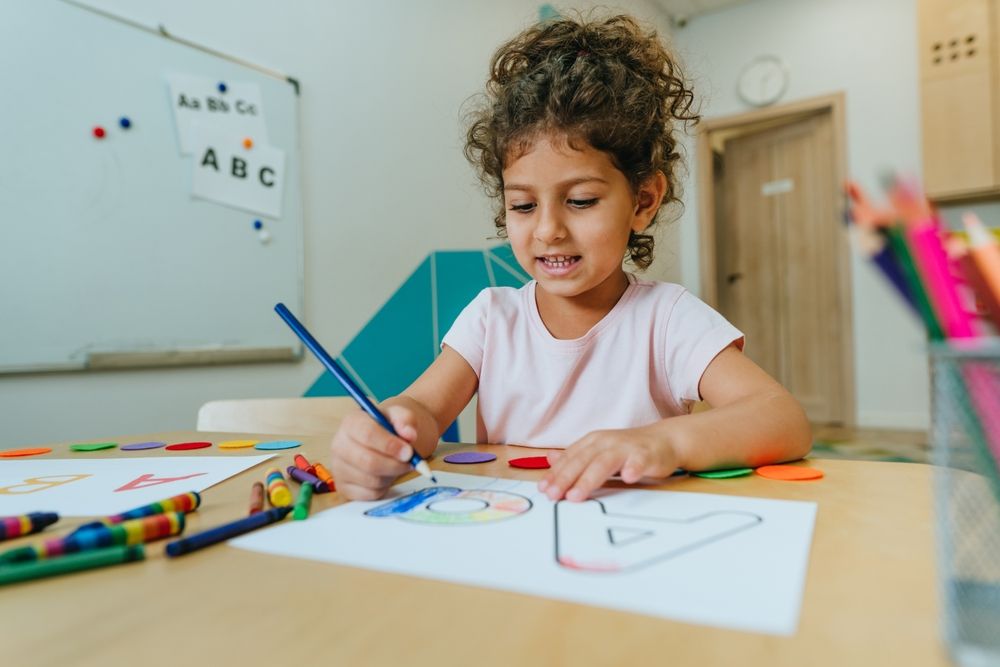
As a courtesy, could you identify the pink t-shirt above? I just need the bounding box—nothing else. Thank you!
[442,273,744,448]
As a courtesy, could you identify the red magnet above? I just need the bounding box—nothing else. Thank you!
[93,126,106,139]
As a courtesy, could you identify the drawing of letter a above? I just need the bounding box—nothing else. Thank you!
[114,473,206,492]
[554,500,762,573]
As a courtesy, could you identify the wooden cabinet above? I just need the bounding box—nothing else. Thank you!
[918,0,1000,200]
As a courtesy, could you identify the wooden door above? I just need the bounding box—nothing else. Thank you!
[716,112,848,424]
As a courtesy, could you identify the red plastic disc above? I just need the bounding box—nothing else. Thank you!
[165,441,212,451]
[508,456,550,469]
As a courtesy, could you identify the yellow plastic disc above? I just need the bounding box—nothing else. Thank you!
[218,440,259,449]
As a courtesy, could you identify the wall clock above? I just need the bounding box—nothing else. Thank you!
[737,55,789,107]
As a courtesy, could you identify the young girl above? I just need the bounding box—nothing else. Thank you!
[329,13,811,502]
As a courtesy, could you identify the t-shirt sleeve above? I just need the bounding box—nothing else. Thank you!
[440,288,491,377]
[663,290,745,407]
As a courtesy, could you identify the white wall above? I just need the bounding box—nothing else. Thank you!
[671,0,931,429]
[0,0,677,446]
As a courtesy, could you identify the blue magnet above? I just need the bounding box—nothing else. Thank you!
[119,117,131,129]
[253,219,263,230]
[218,82,227,93]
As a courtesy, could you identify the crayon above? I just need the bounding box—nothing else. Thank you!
[165,507,291,557]
[286,465,326,492]
[275,303,437,483]
[248,481,265,515]
[266,468,293,507]
[71,491,200,535]
[293,453,315,474]
[0,512,184,564]
[0,512,59,541]
[293,483,313,521]
[0,545,145,587]
[313,462,336,492]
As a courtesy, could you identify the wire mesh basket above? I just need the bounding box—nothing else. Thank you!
[931,343,1000,667]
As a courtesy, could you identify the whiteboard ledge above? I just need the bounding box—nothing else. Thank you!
[86,347,301,370]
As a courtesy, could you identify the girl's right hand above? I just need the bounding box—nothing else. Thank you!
[329,405,418,500]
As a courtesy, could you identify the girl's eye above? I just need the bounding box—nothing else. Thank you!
[508,203,536,213]
[568,198,598,208]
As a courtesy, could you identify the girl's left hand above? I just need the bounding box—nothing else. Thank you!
[538,425,681,502]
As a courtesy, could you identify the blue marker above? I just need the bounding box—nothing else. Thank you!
[274,303,437,483]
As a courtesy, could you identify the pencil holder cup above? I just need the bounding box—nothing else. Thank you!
[930,343,1000,667]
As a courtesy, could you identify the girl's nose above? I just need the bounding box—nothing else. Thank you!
[533,205,566,243]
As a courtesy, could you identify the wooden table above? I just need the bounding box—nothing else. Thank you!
[1,431,952,666]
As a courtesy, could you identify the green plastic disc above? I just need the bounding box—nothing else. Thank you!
[693,467,753,479]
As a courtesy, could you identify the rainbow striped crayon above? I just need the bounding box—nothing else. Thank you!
[0,512,184,564]
[266,468,292,507]
[313,462,336,492]
[0,512,59,541]
[71,491,201,535]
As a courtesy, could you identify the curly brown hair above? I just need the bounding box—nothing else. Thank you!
[464,13,699,269]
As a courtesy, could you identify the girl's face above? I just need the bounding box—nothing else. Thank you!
[502,134,662,309]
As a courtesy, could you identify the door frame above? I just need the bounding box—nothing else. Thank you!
[695,92,855,426]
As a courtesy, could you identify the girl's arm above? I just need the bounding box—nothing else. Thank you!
[381,345,480,458]
[540,345,812,501]
[670,344,812,470]
[329,345,477,500]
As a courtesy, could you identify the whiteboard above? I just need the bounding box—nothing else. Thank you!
[0,1,304,373]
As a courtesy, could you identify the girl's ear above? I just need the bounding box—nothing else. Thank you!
[631,171,668,233]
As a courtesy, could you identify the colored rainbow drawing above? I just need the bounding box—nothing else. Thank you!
[365,486,532,525]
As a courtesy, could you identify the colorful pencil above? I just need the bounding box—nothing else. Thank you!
[964,213,1000,329]
[274,303,437,483]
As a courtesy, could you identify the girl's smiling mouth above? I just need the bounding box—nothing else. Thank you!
[537,255,582,275]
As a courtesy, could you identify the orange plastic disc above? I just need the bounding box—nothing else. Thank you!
[755,464,824,481]
[0,447,52,458]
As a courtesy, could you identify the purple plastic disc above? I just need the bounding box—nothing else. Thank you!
[120,441,167,451]
[443,452,497,464]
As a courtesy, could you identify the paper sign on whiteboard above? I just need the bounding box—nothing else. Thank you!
[166,72,268,154]
[190,123,286,218]
[0,455,273,515]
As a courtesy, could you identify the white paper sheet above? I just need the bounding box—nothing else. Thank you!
[189,122,286,218]
[0,455,273,515]
[232,471,817,635]
[166,72,268,154]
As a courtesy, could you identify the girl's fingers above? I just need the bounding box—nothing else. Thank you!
[620,449,650,484]
[338,437,411,478]
[565,451,624,502]
[347,412,414,462]
[337,481,387,501]
[542,444,601,500]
